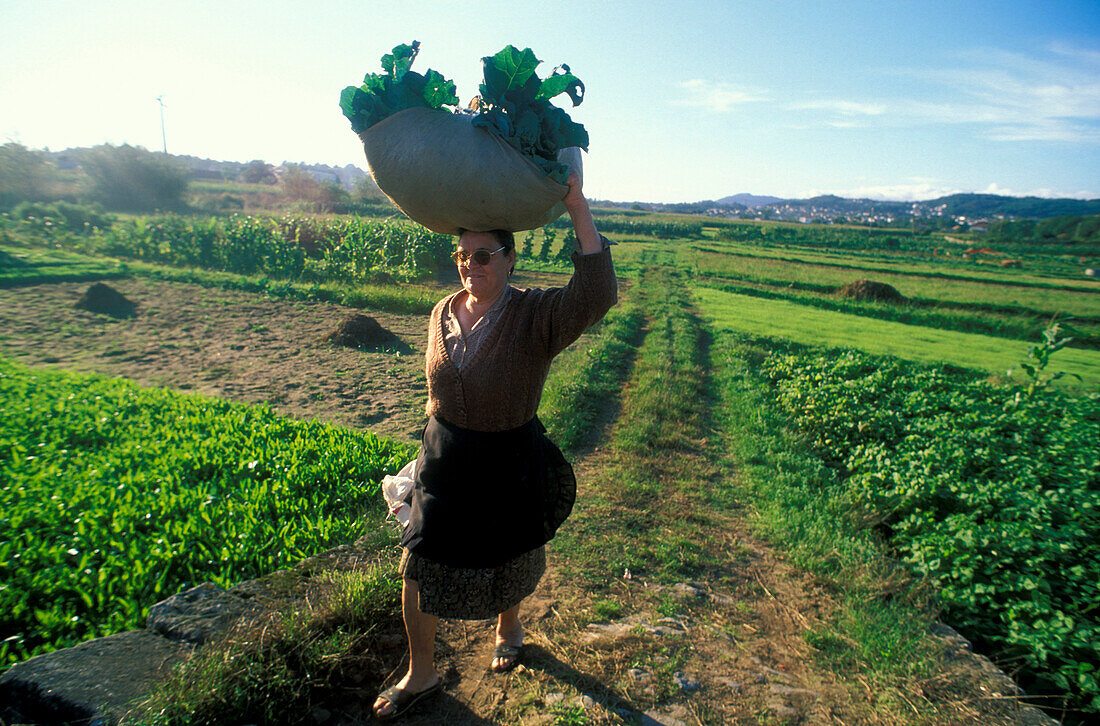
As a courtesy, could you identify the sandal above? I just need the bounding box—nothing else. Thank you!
[491,642,524,673]
[373,679,442,720]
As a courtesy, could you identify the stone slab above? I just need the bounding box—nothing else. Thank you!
[0,629,192,725]
[147,582,264,645]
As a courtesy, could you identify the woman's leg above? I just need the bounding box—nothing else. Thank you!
[373,578,440,717]
[492,601,524,671]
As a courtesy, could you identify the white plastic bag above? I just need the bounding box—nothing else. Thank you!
[381,457,417,527]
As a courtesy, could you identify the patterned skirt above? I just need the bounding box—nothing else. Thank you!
[399,545,545,620]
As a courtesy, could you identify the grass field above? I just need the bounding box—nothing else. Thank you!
[690,248,1100,317]
[4,207,1098,721]
[692,286,1100,389]
[0,244,128,286]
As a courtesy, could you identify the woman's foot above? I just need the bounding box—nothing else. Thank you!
[373,671,441,719]
[491,621,524,672]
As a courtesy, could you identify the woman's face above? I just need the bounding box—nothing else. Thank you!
[456,231,513,302]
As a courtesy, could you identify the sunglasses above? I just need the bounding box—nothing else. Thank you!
[450,246,506,266]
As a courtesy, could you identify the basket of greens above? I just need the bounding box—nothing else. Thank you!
[340,42,588,235]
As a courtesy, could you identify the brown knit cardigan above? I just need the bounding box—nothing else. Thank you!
[424,246,617,432]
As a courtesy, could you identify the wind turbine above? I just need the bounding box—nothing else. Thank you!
[155,95,167,153]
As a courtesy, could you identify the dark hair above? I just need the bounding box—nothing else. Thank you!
[457,228,515,254]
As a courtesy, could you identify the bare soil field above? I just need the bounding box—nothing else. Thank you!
[0,277,435,444]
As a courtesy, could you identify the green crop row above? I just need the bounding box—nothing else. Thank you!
[550,214,705,239]
[754,347,1099,715]
[5,211,453,284]
[539,303,646,452]
[0,357,415,668]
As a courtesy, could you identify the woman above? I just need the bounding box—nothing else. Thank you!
[373,174,617,720]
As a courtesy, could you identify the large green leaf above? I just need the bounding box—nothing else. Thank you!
[339,41,458,132]
[480,46,541,102]
[537,65,584,106]
[380,41,420,82]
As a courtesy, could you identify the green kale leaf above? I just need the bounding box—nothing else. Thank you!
[472,45,588,184]
[340,41,459,134]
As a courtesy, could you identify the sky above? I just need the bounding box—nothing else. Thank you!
[2,0,1099,203]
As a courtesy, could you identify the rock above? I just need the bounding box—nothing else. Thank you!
[325,314,395,349]
[673,671,700,692]
[0,630,191,725]
[311,706,331,723]
[627,668,653,685]
[670,582,705,599]
[836,279,905,304]
[75,283,136,317]
[930,621,973,658]
[545,691,566,705]
[583,621,633,643]
[769,683,822,699]
[579,694,596,709]
[642,709,690,726]
[767,700,802,721]
[646,617,689,637]
[148,582,264,644]
[716,677,742,694]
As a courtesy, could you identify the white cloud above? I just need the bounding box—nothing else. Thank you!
[783,44,1100,143]
[801,180,1097,202]
[808,181,964,202]
[673,79,768,112]
[789,99,886,116]
[979,183,1098,199]
[897,44,1100,143]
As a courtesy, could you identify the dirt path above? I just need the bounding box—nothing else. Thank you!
[2,276,1058,725]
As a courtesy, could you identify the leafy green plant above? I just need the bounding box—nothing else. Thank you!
[339,41,459,134]
[0,358,414,667]
[754,346,1100,716]
[1014,314,1083,395]
[471,45,588,183]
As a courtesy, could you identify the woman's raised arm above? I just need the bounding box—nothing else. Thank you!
[562,172,602,255]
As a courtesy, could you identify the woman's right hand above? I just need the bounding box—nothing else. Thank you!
[563,171,588,214]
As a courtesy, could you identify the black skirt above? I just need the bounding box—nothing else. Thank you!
[401,415,576,569]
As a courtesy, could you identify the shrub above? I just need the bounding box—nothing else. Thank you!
[0,143,58,208]
[80,144,189,211]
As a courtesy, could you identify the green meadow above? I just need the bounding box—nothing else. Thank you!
[693,286,1100,389]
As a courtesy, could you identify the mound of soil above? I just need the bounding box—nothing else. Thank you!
[837,279,906,304]
[75,283,136,317]
[325,314,395,349]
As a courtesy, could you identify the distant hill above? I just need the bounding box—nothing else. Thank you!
[716,193,786,208]
[933,193,1100,219]
[705,191,1100,225]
